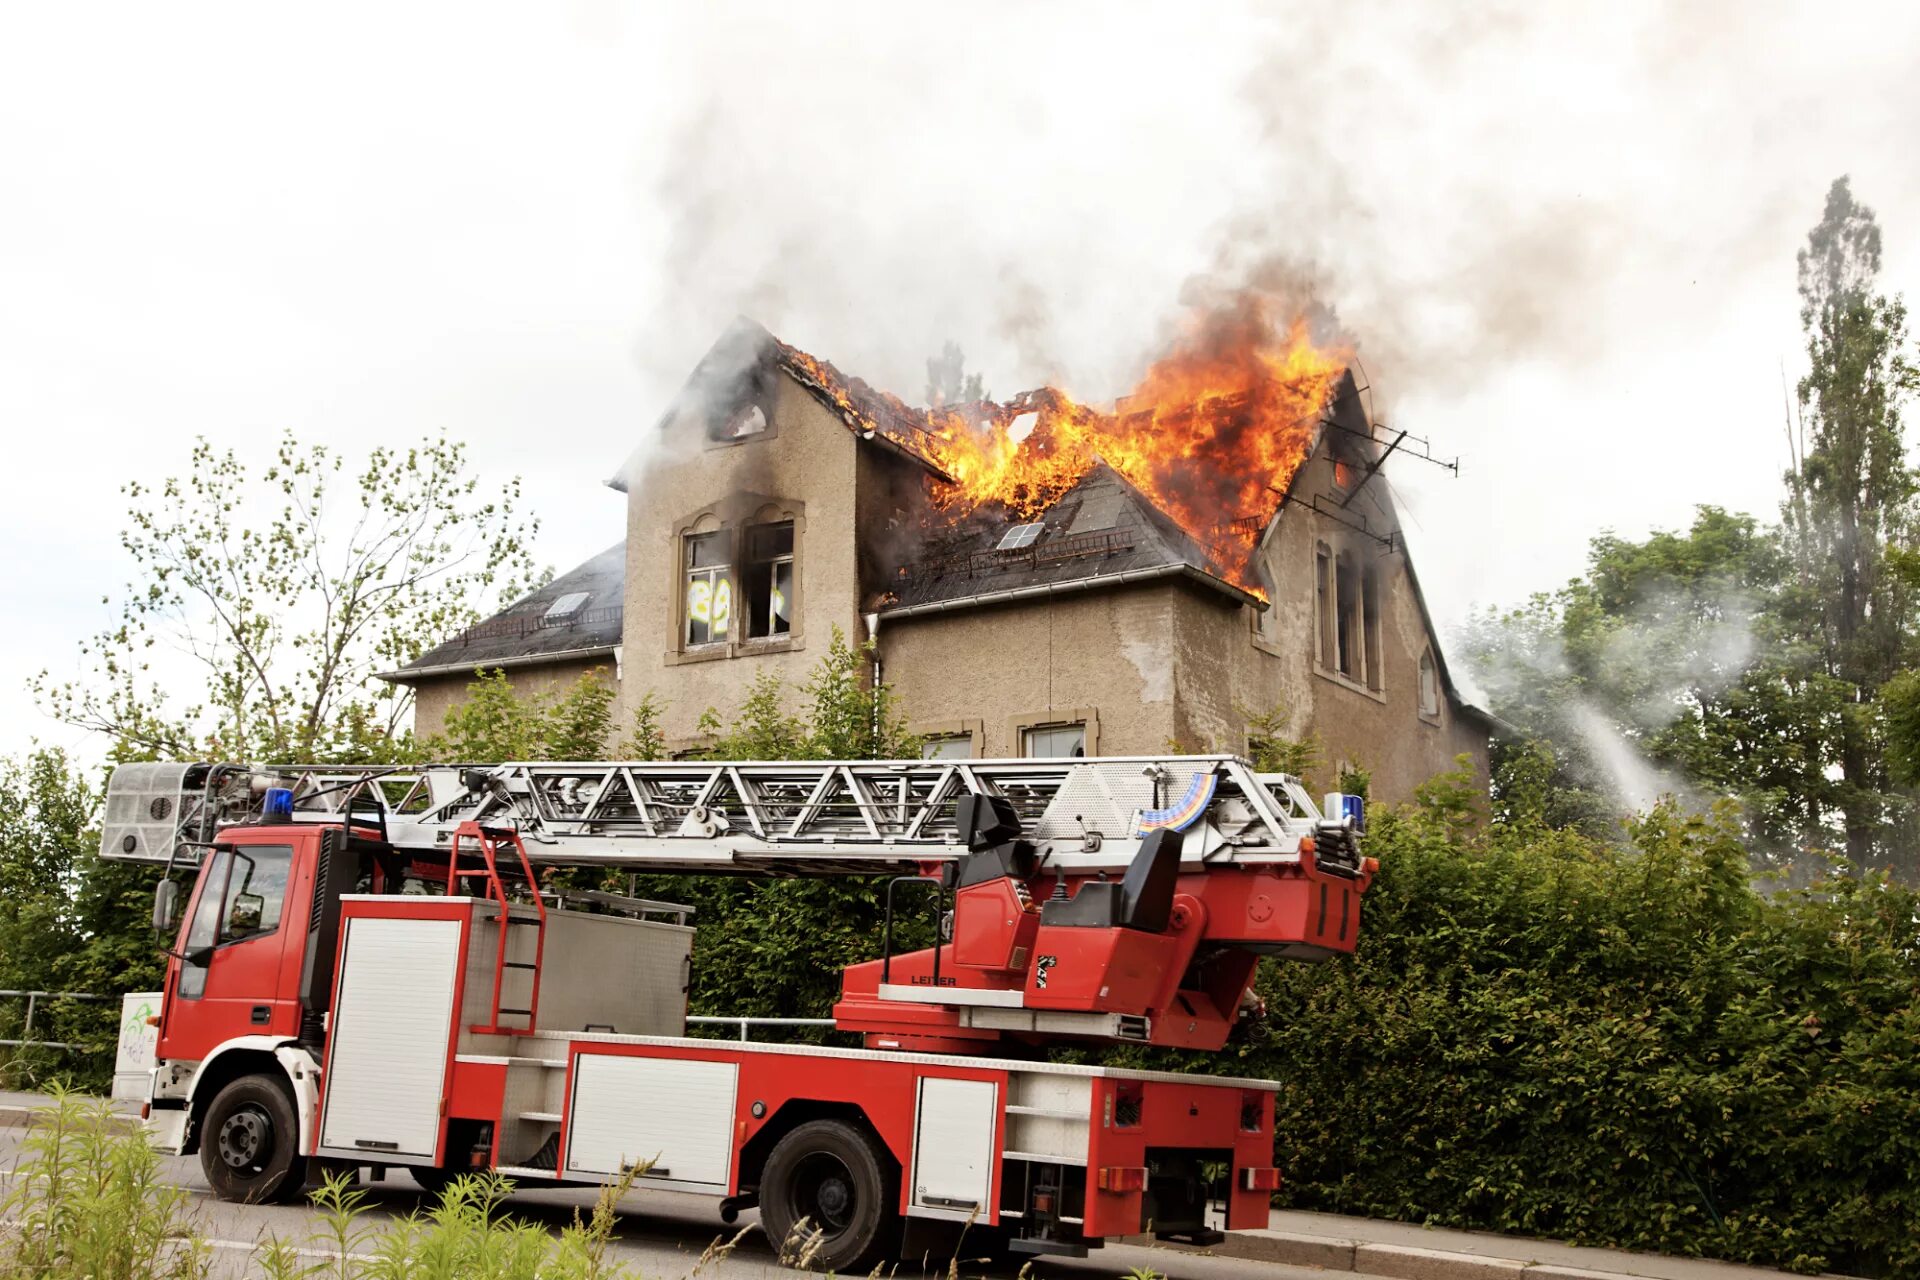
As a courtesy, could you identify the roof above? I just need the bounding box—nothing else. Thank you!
[879,461,1264,616]
[381,542,625,683]
[608,318,950,494]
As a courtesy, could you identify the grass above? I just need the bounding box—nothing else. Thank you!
[0,1091,1109,1280]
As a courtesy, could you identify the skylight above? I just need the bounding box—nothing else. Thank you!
[996,522,1043,551]
[544,591,590,622]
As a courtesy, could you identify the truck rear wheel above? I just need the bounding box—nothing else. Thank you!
[200,1075,308,1204]
[760,1118,898,1273]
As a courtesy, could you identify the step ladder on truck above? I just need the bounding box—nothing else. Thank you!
[103,754,1374,1272]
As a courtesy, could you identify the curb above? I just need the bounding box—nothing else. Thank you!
[1122,1231,1773,1280]
[0,1103,139,1133]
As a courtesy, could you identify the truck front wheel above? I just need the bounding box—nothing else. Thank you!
[200,1075,308,1204]
[759,1119,898,1273]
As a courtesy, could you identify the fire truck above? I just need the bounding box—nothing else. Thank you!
[100,754,1373,1271]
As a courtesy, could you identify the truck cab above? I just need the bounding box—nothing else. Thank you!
[148,815,382,1201]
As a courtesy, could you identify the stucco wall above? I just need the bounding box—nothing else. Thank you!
[408,656,618,745]
[879,582,1185,756]
[1199,441,1490,805]
[620,370,871,749]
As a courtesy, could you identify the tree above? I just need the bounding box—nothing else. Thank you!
[35,432,542,764]
[924,341,987,408]
[428,668,618,764]
[1464,179,1920,879]
[1780,176,1919,866]
[0,749,159,1087]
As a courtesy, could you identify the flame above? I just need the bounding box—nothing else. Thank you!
[773,291,1351,592]
[921,294,1349,584]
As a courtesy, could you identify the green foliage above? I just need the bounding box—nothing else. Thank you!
[1461,179,1920,880]
[0,751,161,1090]
[1882,667,1920,786]
[255,1171,676,1280]
[617,691,668,760]
[32,430,540,763]
[429,669,616,764]
[1245,704,1321,782]
[0,1086,210,1279]
[1241,799,1920,1278]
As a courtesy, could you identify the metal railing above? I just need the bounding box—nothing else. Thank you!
[0,990,109,1052]
[685,1016,838,1042]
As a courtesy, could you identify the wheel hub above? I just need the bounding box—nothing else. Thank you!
[817,1176,851,1226]
[217,1106,271,1170]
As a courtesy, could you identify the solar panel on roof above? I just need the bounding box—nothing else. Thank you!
[996,522,1043,551]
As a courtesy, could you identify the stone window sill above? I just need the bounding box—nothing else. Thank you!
[1313,664,1388,705]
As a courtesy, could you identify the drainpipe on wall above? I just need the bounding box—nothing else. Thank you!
[864,611,882,748]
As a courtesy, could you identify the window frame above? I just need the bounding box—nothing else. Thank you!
[1313,538,1387,701]
[1418,647,1441,721]
[682,529,734,649]
[742,520,796,642]
[176,843,294,1000]
[1021,721,1088,759]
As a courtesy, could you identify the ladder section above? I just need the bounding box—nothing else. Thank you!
[445,822,548,1035]
[267,756,1342,876]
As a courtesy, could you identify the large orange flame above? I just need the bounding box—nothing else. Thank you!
[775,292,1351,591]
[922,294,1350,584]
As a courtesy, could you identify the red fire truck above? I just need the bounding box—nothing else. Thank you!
[102,754,1372,1271]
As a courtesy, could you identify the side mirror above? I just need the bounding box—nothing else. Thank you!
[228,891,265,936]
[152,879,180,935]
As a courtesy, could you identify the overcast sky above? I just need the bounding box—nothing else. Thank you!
[4,3,1918,763]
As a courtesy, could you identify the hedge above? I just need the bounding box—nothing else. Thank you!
[1227,802,1920,1278]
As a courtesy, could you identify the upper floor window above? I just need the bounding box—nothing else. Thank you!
[684,531,731,646]
[1023,722,1087,758]
[744,522,795,640]
[1317,543,1383,691]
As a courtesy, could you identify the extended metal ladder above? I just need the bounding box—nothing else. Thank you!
[99,755,1354,879]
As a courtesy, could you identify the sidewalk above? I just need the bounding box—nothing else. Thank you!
[1127,1205,1842,1280]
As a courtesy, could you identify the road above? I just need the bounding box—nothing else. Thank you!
[0,1111,1313,1280]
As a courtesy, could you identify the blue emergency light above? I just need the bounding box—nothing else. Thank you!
[1323,792,1366,832]
[262,787,294,822]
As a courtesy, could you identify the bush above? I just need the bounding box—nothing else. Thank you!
[1238,800,1920,1278]
[0,1087,208,1280]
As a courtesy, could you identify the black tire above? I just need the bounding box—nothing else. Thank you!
[760,1118,898,1273]
[199,1075,308,1204]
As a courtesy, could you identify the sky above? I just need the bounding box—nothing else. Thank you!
[3,3,1918,762]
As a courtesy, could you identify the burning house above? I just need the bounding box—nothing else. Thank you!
[386,309,1491,803]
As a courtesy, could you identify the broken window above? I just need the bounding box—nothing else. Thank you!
[1022,722,1086,758]
[1419,649,1440,717]
[920,734,972,760]
[1362,565,1382,691]
[1315,543,1333,665]
[1335,550,1360,679]
[744,521,795,639]
[684,531,731,647]
[1319,544,1382,689]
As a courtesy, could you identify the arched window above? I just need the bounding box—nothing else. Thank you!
[1418,648,1440,718]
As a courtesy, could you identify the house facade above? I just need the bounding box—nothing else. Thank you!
[389,320,1490,804]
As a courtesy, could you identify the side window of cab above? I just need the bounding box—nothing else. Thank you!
[177,845,294,999]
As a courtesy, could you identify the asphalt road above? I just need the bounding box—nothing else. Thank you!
[0,1115,1315,1280]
